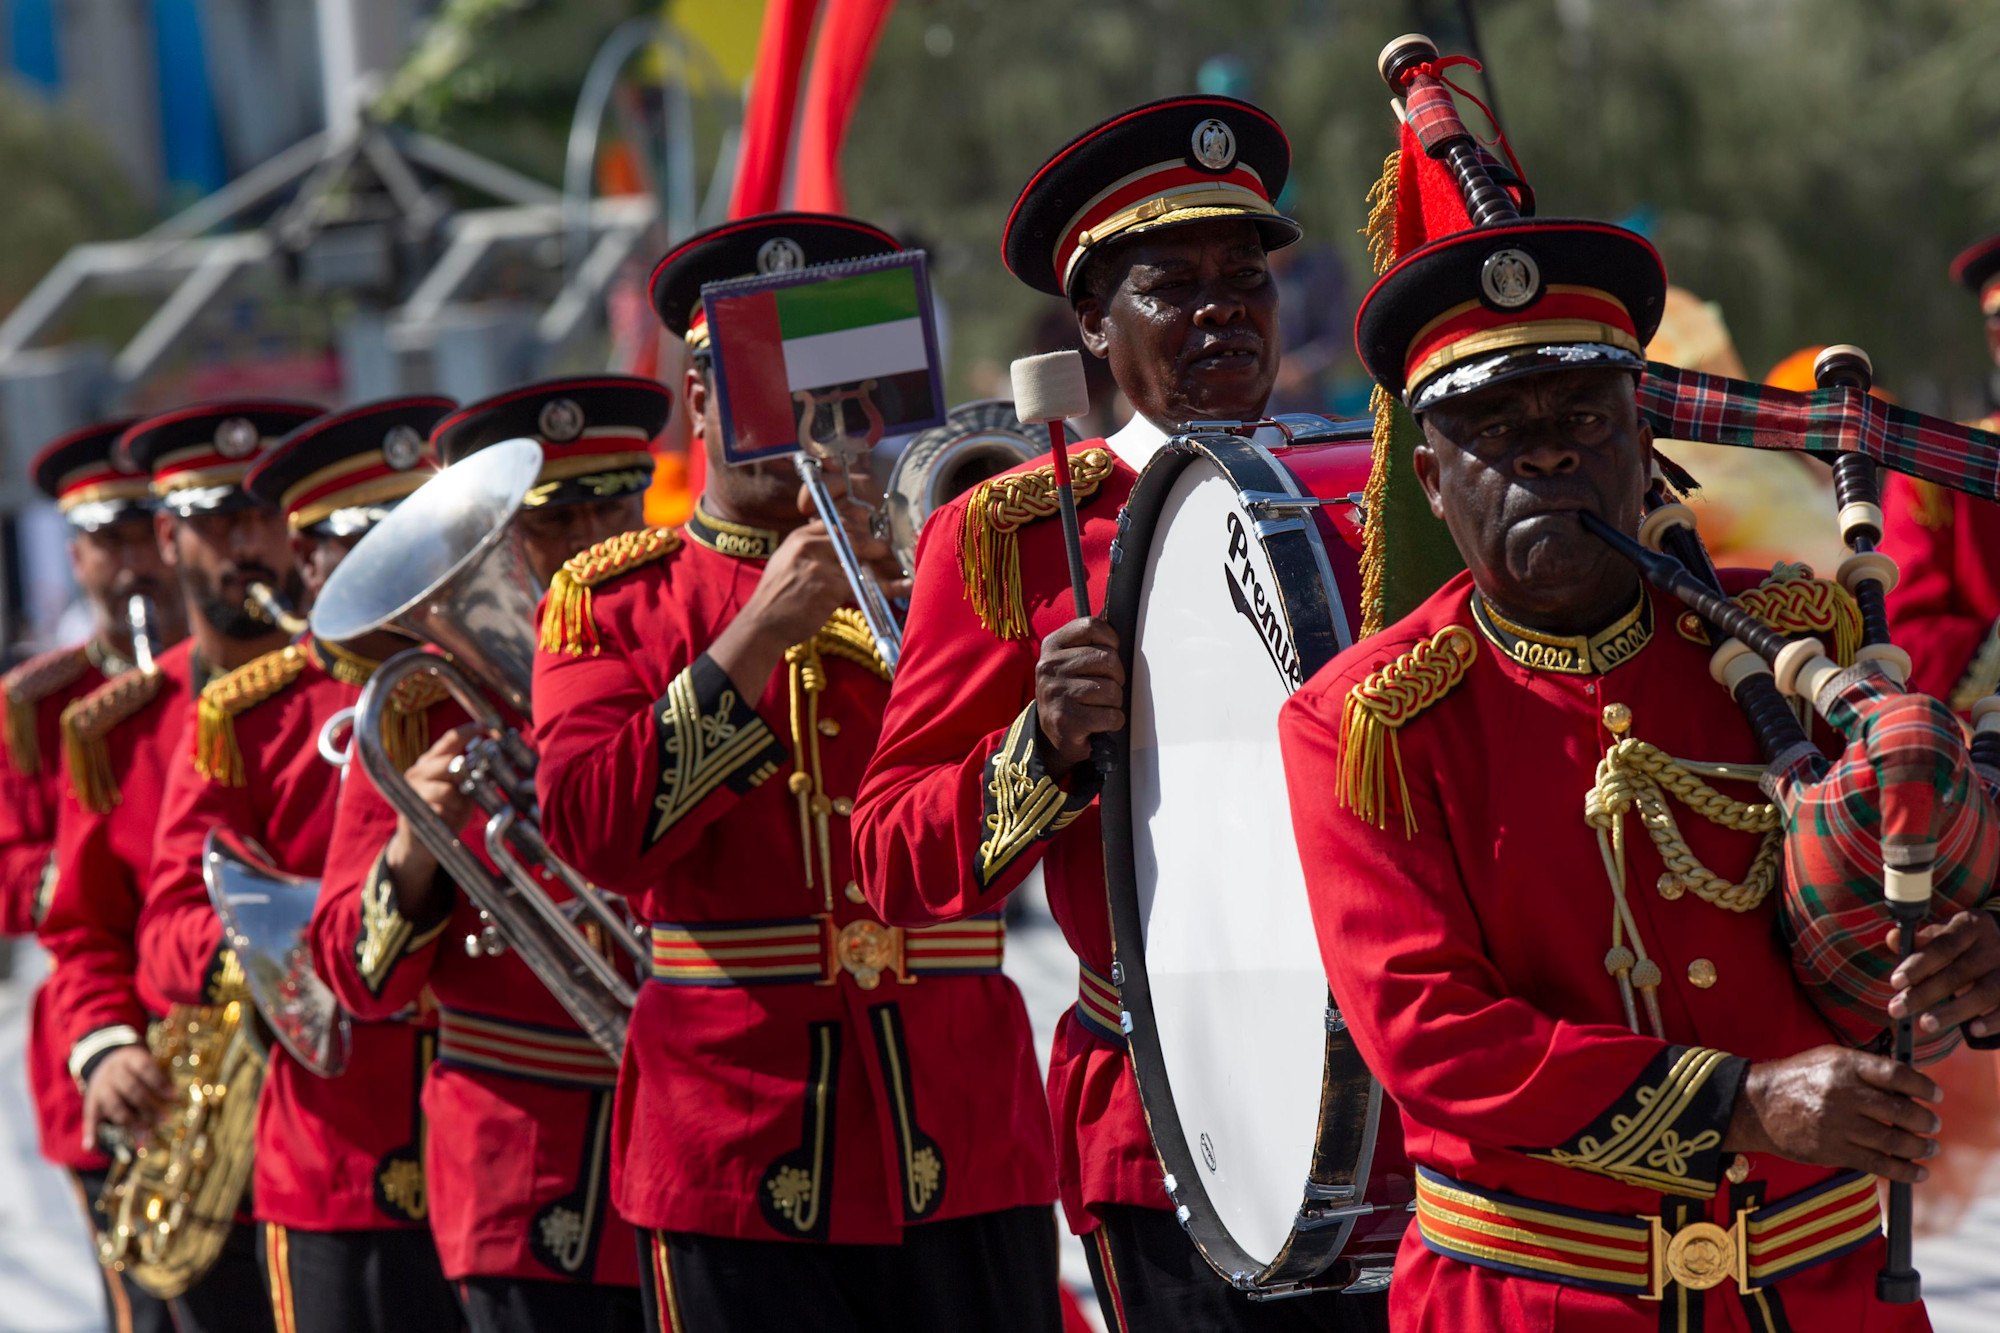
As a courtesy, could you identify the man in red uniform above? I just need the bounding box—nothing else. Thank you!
[529,213,1062,1332]
[10,420,186,1333]
[1275,100,2000,1331]
[310,375,673,1333]
[1880,233,2000,709]
[131,398,468,1333]
[853,98,1387,1332]
[47,401,328,1333]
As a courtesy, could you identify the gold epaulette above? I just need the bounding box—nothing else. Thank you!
[1675,563,1861,666]
[1336,624,1477,836]
[194,645,308,786]
[380,670,452,772]
[539,527,683,657]
[61,667,163,813]
[3,644,89,776]
[956,447,1115,641]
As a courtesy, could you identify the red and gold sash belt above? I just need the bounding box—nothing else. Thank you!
[648,914,1004,990]
[435,1007,620,1090]
[1414,1165,1881,1300]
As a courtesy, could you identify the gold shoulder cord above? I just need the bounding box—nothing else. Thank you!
[785,609,891,909]
[1584,704,1779,1035]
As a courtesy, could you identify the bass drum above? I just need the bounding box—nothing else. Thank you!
[1101,417,1412,1296]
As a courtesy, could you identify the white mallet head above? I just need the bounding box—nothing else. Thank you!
[1010,350,1091,427]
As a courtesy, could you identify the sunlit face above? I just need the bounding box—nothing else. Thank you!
[157,503,302,640]
[513,494,648,586]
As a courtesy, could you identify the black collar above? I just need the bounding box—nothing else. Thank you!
[684,502,783,560]
[1471,588,1653,676]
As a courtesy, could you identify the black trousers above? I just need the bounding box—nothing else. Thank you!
[637,1205,1064,1333]
[455,1276,643,1333]
[256,1223,463,1333]
[1083,1204,1392,1333]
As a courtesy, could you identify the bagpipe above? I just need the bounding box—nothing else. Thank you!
[1383,35,2000,1302]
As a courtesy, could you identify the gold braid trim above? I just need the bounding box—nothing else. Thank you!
[1358,150,1402,638]
[194,645,308,786]
[1675,563,1861,666]
[60,667,162,813]
[956,448,1114,641]
[1337,625,1477,835]
[539,527,682,657]
[783,609,893,907]
[2,644,89,776]
[315,637,382,688]
[1585,737,1781,914]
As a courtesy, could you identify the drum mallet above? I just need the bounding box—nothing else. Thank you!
[1010,350,1096,618]
[1011,349,1113,776]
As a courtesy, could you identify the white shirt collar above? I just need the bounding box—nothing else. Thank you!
[1104,411,1170,472]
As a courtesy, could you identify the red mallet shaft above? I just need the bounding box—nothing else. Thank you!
[1011,351,1095,618]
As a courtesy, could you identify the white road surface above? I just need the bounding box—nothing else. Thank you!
[7,893,2000,1332]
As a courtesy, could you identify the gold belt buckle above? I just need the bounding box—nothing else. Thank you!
[830,919,907,990]
[1643,1210,1751,1300]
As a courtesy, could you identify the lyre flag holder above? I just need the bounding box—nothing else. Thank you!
[702,250,947,464]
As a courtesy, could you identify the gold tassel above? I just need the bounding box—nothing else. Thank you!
[194,696,245,786]
[4,692,37,776]
[381,701,432,773]
[538,566,598,657]
[539,527,683,658]
[1361,149,1402,276]
[1355,150,1404,641]
[63,713,118,813]
[1908,478,1952,531]
[956,449,1114,641]
[1335,626,1478,836]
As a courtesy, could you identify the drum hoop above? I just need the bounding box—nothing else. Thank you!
[1100,430,1384,1292]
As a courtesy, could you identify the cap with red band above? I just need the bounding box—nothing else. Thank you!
[1003,95,1302,299]
[1950,233,2000,316]
[244,396,454,536]
[649,212,902,352]
[121,401,327,516]
[31,419,146,531]
[432,375,671,509]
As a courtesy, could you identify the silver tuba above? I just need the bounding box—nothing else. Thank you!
[882,399,1070,573]
[310,438,644,1059]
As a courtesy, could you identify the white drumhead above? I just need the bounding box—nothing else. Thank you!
[1128,455,1329,1266]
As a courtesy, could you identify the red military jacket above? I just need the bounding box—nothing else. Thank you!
[312,680,641,1285]
[137,638,434,1233]
[5,641,115,1167]
[1880,463,2000,709]
[853,440,1157,1234]
[532,518,1055,1244]
[1278,571,1926,1332]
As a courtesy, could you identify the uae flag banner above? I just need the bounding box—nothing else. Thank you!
[703,250,947,463]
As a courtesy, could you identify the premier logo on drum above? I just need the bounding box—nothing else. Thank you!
[1224,511,1303,687]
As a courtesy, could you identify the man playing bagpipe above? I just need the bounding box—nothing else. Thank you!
[1278,36,2000,1333]
[853,96,1390,1332]
[529,214,1064,1333]
[133,399,467,1333]
[13,419,188,1333]
[309,376,672,1333]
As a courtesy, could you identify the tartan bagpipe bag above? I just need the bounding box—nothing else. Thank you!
[1640,359,2000,1057]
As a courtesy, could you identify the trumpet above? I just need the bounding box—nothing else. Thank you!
[311,438,644,1059]
[793,382,904,672]
[125,594,157,673]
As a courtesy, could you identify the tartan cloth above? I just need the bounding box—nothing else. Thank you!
[1778,668,1998,1057]
[1640,361,2000,500]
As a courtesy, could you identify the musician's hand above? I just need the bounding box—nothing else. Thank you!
[795,465,910,593]
[80,1044,173,1151]
[1724,1046,1939,1185]
[1035,617,1124,776]
[1888,909,2000,1039]
[711,521,860,698]
[383,724,478,921]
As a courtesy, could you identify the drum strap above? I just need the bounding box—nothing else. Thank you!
[1073,961,1124,1045]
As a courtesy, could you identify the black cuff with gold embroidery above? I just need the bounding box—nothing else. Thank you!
[973,701,1101,890]
[644,653,786,852]
[1521,1045,1746,1198]
[354,850,453,996]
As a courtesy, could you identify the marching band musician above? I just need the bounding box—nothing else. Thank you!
[45,401,327,1333]
[11,420,187,1333]
[308,376,674,1333]
[1878,233,2000,712]
[131,399,467,1333]
[853,99,1388,1332]
[527,213,1062,1333]
[1275,115,2000,1329]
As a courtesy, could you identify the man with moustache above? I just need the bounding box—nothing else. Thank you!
[47,400,323,1333]
[135,398,466,1333]
[308,376,674,1333]
[8,420,187,1333]
[1272,114,1987,1330]
[527,214,1061,1332]
[852,99,1386,1332]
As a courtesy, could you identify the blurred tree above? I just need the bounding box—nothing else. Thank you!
[0,81,145,315]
